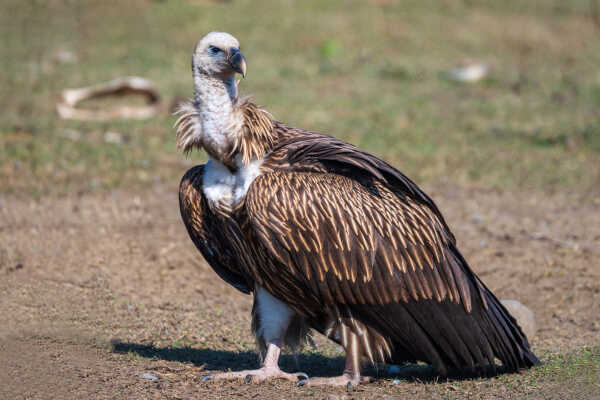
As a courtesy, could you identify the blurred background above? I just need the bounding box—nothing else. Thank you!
[1,1,599,398]
[1,0,599,196]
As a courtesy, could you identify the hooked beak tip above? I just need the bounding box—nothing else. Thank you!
[239,58,247,79]
[229,48,247,79]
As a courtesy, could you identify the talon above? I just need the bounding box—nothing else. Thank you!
[296,378,308,387]
[244,374,253,384]
[200,374,212,383]
[296,372,309,381]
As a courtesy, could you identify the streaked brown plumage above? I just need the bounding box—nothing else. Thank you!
[177,32,539,386]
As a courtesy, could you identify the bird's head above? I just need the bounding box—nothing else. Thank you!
[192,32,246,80]
[175,32,249,159]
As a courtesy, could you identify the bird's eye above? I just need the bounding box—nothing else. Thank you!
[208,46,222,55]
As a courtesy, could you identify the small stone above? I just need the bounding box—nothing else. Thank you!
[54,49,78,64]
[501,299,536,339]
[140,372,158,381]
[447,62,489,83]
[104,131,123,144]
[471,215,483,224]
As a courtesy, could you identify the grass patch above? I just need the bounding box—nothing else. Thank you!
[1,0,599,194]
[531,347,600,387]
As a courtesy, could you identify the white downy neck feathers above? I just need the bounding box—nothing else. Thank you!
[192,74,243,161]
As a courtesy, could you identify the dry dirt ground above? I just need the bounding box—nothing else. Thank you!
[1,183,599,399]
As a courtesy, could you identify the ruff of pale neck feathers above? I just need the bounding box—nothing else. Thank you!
[175,77,275,169]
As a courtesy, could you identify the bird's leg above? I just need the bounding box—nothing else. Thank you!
[200,340,307,384]
[297,329,373,387]
[200,286,308,384]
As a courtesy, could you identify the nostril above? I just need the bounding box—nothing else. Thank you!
[229,48,241,60]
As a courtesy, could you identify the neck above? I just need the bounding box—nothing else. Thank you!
[194,73,237,104]
[192,73,244,167]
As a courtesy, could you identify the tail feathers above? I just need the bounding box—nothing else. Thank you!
[352,282,539,375]
[453,246,540,371]
[318,245,539,375]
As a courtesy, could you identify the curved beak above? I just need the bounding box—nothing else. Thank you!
[229,48,247,78]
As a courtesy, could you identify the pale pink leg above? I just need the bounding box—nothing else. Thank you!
[200,341,307,384]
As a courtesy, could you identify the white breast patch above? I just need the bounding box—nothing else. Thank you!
[202,157,263,207]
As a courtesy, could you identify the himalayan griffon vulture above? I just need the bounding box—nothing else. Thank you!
[176,32,539,386]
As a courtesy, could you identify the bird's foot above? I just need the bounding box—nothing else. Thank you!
[200,367,308,384]
[296,374,373,388]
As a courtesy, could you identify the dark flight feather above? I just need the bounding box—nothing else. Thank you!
[179,165,252,294]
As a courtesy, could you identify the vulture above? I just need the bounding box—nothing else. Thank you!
[175,32,539,386]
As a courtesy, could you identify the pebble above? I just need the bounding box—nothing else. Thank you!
[104,131,123,144]
[140,373,158,382]
[54,49,78,64]
[447,62,489,83]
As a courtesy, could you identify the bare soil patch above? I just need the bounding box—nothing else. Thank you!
[1,183,598,399]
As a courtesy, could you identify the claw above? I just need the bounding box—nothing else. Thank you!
[200,374,213,383]
[296,372,309,381]
[244,374,253,384]
[296,378,308,387]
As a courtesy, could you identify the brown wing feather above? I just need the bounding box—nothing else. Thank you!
[263,122,456,244]
[245,171,466,310]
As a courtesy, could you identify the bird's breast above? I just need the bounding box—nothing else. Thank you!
[202,157,264,208]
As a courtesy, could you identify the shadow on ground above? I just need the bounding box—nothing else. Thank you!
[111,341,508,382]
[111,340,344,376]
